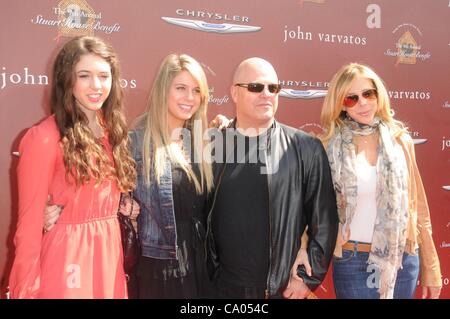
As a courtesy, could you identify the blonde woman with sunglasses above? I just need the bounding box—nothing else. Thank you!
[317,63,442,299]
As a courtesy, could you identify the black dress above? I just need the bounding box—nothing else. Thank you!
[137,163,209,299]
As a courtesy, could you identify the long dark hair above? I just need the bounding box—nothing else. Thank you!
[51,36,135,191]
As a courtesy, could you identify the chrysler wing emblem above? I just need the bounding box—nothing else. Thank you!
[412,139,427,145]
[280,89,328,99]
[443,186,450,191]
[161,17,261,34]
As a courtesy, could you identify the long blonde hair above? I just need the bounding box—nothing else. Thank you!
[139,53,213,193]
[320,63,406,144]
[51,36,136,192]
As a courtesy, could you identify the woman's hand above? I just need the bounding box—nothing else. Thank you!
[118,193,140,220]
[43,195,63,232]
[422,285,441,299]
[293,247,312,277]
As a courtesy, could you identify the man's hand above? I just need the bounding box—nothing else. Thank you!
[209,114,232,129]
[282,273,311,299]
[282,248,312,299]
[44,195,63,232]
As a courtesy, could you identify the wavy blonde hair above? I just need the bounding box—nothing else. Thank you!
[137,53,213,193]
[320,62,407,144]
[51,36,136,192]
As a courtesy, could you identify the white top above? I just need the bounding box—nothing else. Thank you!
[349,153,377,243]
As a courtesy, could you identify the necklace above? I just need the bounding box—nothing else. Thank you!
[356,132,377,146]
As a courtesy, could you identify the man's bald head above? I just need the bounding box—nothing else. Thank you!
[230,57,280,131]
[232,57,278,84]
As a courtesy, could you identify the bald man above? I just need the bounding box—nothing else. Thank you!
[205,58,338,299]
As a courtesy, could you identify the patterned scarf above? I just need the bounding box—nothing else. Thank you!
[327,116,409,299]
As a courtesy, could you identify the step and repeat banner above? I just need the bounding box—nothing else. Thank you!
[0,0,449,298]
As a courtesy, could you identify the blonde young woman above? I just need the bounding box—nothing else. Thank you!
[130,54,214,298]
[310,63,441,299]
[9,36,136,298]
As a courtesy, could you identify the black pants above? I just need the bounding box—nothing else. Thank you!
[214,277,270,299]
[137,256,198,299]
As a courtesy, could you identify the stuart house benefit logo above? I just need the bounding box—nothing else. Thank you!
[385,23,431,65]
[30,0,122,37]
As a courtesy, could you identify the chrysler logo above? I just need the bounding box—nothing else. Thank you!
[412,138,427,144]
[161,17,261,34]
[279,89,327,99]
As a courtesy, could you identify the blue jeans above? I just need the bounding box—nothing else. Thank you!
[332,244,420,299]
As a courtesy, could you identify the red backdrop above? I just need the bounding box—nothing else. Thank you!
[1,0,449,298]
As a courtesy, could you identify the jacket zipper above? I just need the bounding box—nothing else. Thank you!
[265,137,273,299]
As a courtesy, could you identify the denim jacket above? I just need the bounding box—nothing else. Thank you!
[129,129,178,259]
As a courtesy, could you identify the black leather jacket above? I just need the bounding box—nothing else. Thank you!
[205,120,338,297]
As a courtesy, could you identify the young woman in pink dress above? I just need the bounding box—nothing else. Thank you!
[8,36,136,298]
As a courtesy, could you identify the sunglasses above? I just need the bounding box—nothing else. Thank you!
[343,89,378,107]
[235,83,282,94]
